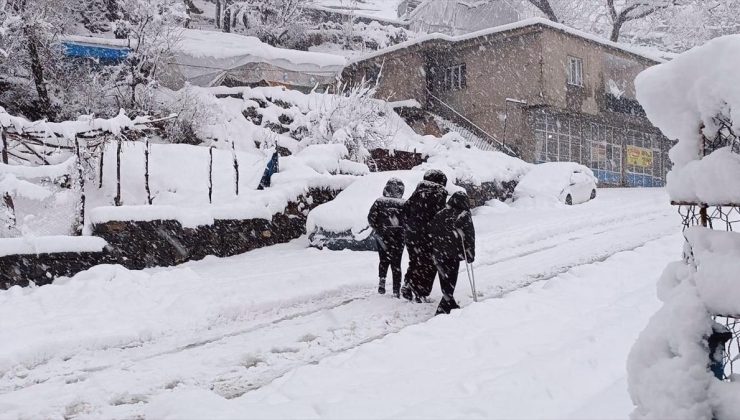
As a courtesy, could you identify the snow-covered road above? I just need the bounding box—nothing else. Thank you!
[0,189,681,419]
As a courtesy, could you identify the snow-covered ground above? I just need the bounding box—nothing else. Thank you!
[0,188,680,419]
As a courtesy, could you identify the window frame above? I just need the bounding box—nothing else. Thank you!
[443,63,467,91]
[567,56,584,87]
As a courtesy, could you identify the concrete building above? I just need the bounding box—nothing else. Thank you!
[344,18,671,187]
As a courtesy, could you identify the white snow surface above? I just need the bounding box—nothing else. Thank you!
[0,189,680,419]
[87,142,357,228]
[635,35,740,204]
[0,236,107,258]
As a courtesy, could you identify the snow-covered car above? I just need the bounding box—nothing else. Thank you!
[306,170,461,251]
[514,162,598,205]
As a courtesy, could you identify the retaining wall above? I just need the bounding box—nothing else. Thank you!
[0,188,340,289]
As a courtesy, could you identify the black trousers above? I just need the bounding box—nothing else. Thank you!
[434,257,461,314]
[404,236,437,298]
[376,234,403,292]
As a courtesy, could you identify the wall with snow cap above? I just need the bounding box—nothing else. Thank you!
[635,35,740,204]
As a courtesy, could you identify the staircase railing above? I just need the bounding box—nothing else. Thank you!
[427,90,518,157]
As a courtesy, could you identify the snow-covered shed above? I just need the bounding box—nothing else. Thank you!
[61,29,347,91]
[162,29,347,90]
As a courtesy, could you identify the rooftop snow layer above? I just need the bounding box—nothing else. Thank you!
[349,17,666,65]
[175,29,346,72]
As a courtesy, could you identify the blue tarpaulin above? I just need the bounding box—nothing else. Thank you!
[62,41,130,63]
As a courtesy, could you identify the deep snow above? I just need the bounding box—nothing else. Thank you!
[0,188,679,419]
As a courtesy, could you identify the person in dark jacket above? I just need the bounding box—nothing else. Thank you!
[367,178,406,297]
[431,191,476,315]
[401,169,448,302]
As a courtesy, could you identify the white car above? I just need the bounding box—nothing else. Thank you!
[514,162,598,205]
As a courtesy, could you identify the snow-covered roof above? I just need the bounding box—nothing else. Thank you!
[349,17,666,66]
[306,0,407,24]
[62,30,347,88]
[169,29,347,88]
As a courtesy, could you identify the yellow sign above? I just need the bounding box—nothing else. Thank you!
[626,146,653,168]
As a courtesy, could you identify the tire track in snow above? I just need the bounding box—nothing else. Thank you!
[0,197,678,418]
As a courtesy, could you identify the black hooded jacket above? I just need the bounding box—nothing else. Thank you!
[368,178,406,238]
[432,191,476,263]
[403,170,448,243]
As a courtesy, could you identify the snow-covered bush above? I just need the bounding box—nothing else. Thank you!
[224,0,307,49]
[635,35,740,205]
[628,35,740,420]
[160,86,223,145]
[304,82,397,163]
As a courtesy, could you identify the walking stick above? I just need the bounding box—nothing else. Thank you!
[459,234,478,302]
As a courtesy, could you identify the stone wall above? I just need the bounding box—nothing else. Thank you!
[0,251,114,289]
[0,188,340,289]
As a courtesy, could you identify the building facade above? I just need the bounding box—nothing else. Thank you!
[344,19,671,187]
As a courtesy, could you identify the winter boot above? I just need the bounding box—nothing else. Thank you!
[378,278,386,295]
[400,284,413,301]
[392,287,400,299]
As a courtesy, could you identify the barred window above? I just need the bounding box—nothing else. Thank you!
[567,56,583,87]
[444,64,466,91]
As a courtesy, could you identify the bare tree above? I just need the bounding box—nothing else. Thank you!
[524,0,559,22]
[226,0,305,47]
[606,0,679,42]
[110,0,186,113]
[0,0,66,119]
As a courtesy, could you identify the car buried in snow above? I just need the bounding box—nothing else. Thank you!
[514,162,598,205]
[305,171,429,251]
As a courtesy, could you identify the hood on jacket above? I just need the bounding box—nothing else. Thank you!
[447,191,470,211]
[382,177,405,199]
[423,169,447,187]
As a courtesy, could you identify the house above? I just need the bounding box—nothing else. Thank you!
[62,29,346,92]
[343,18,671,187]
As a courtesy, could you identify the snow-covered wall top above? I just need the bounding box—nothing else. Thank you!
[635,35,740,204]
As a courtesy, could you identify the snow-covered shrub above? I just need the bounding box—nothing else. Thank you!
[304,82,397,163]
[628,35,740,420]
[225,0,307,49]
[628,228,740,420]
[311,20,411,52]
[160,86,223,145]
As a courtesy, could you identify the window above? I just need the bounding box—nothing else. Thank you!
[443,63,466,91]
[567,56,583,87]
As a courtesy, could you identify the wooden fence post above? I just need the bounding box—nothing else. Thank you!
[208,146,215,204]
[145,138,153,204]
[115,136,122,206]
[1,127,8,164]
[74,135,86,236]
[98,136,105,189]
[232,141,239,196]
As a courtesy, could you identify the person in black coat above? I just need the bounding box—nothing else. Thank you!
[401,169,448,302]
[367,178,406,297]
[431,191,476,315]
